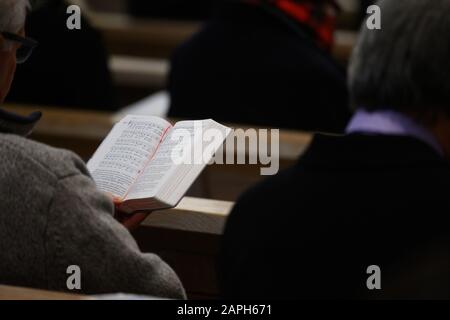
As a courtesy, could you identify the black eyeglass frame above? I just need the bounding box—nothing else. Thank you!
[0,31,38,63]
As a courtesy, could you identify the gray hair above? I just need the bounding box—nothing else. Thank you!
[0,0,30,33]
[348,0,450,118]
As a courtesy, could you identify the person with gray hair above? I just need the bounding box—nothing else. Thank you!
[0,0,34,102]
[0,0,185,298]
[0,0,29,32]
[348,0,450,157]
[220,0,450,299]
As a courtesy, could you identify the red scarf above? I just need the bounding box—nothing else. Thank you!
[247,0,339,51]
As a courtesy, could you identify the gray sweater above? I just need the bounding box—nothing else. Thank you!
[0,110,185,299]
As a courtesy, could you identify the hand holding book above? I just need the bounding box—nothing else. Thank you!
[88,115,231,213]
[115,207,150,231]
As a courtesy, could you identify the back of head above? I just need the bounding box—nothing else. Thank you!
[0,0,29,33]
[349,0,450,121]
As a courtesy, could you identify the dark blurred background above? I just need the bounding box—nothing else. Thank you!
[6,0,374,127]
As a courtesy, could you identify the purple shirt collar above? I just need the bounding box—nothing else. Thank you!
[346,109,444,157]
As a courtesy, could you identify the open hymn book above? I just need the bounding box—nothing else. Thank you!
[87,115,231,213]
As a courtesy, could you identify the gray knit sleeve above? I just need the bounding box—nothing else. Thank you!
[45,172,186,299]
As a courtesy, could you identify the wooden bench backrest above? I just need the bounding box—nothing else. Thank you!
[6,104,312,201]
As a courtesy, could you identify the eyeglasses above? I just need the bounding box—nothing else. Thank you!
[0,31,38,64]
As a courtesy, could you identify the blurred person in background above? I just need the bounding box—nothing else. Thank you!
[0,0,184,297]
[220,0,450,299]
[168,0,351,132]
[128,0,214,21]
[6,0,117,110]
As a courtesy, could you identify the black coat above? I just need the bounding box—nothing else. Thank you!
[6,0,117,110]
[220,134,450,299]
[169,2,351,132]
[127,0,214,20]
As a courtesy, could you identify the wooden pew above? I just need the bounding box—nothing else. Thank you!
[135,197,234,299]
[333,30,358,65]
[5,104,312,201]
[0,285,162,300]
[0,285,86,300]
[92,13,201,59]
[144,197,232,235]
[110,55,169,89]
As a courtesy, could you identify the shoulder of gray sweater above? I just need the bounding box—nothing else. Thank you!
[0,134,91,180]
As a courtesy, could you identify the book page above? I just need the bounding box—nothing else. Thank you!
[161,119,232,206]
[124,119,231,203]
[124,120,204,201]
[87,115,172,201]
